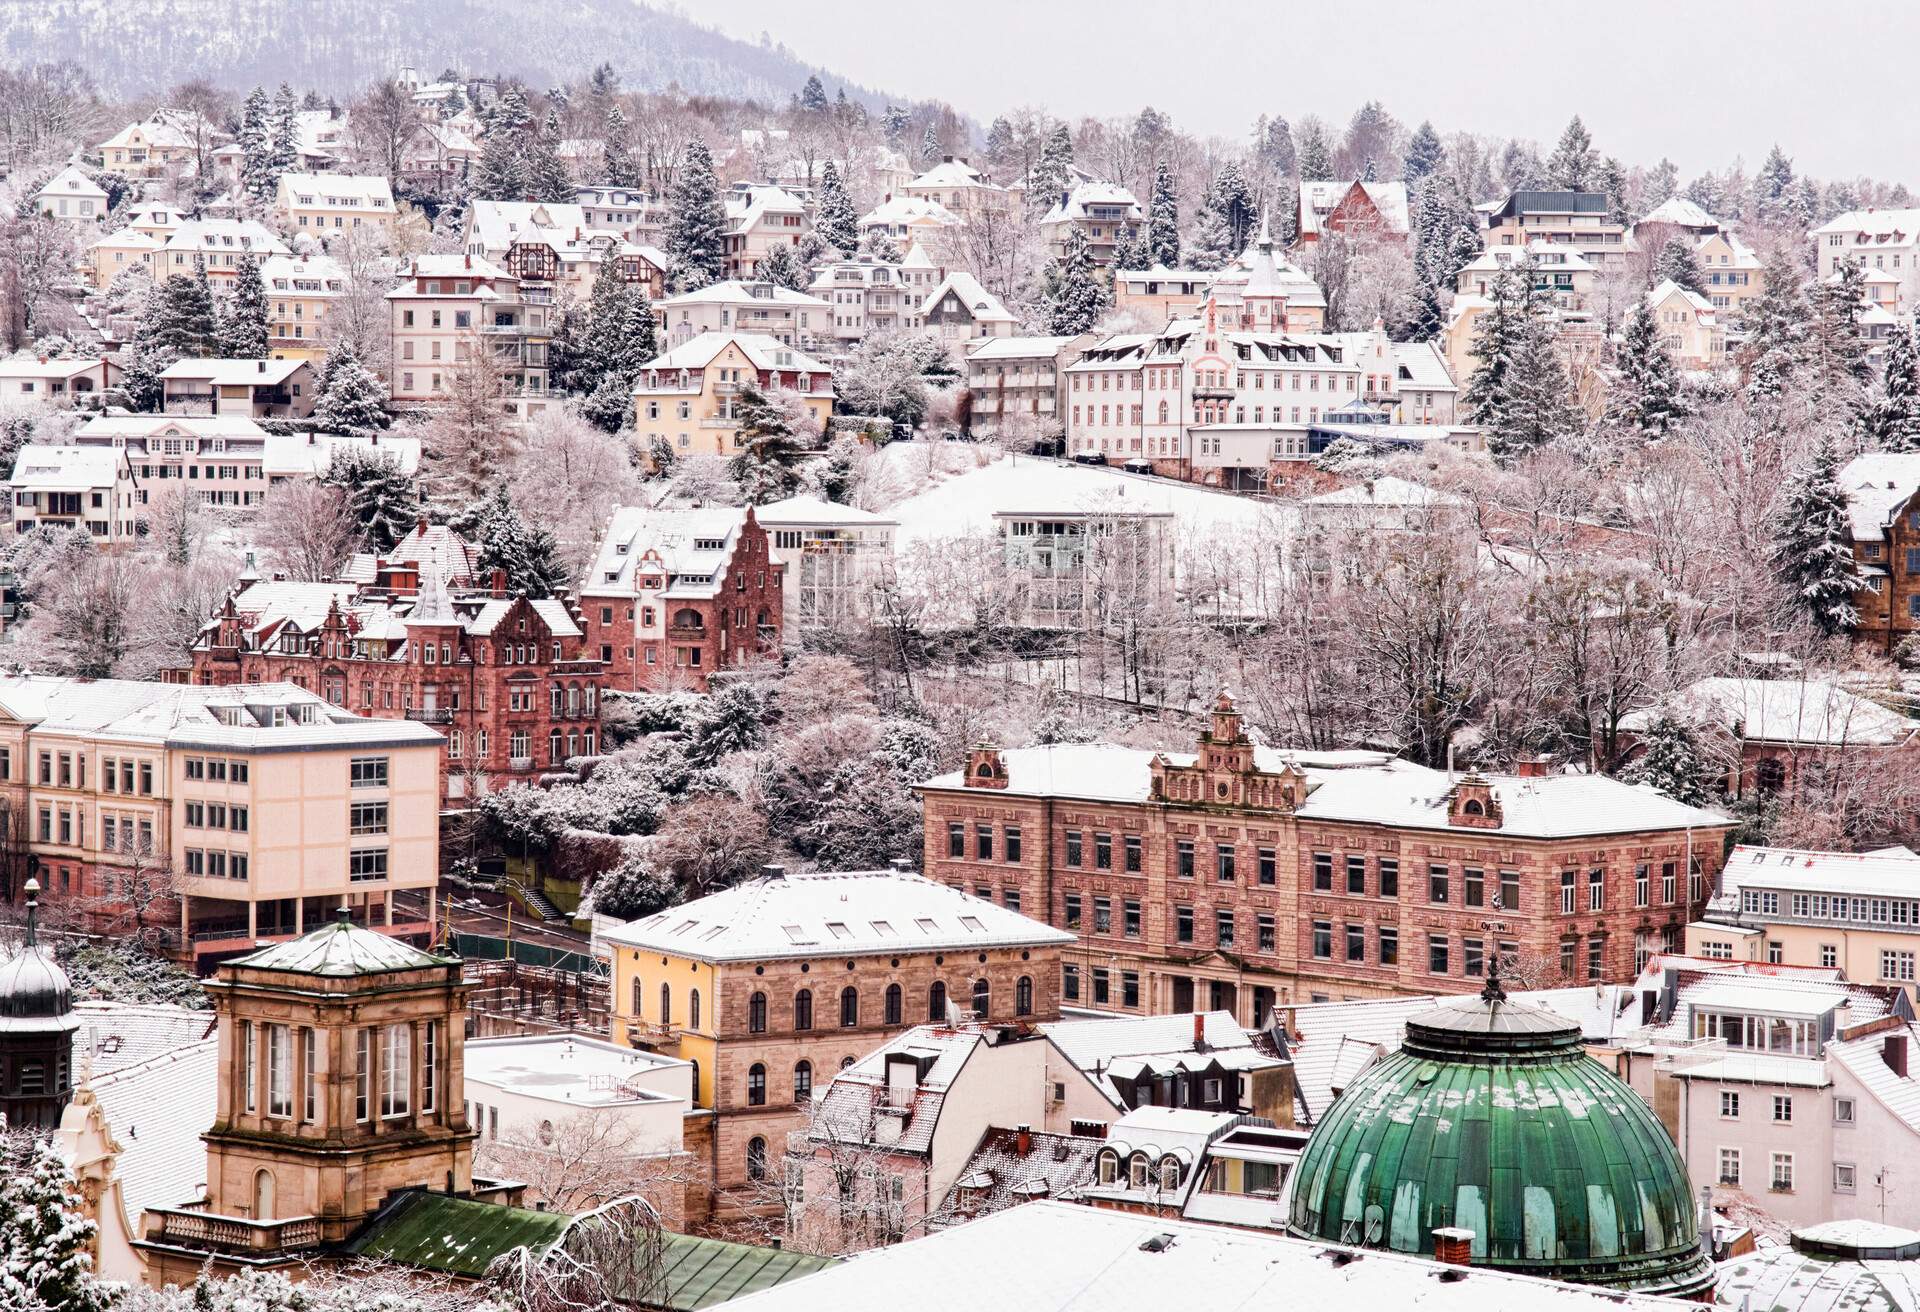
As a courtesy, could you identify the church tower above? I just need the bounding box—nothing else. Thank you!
[199,910,476,1241]
[0,879,78,1129]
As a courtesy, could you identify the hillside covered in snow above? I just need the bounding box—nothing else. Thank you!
[0,0,886,105]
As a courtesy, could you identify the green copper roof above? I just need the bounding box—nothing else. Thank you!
[1288,992,1712,1297]
[345,1190,568,1276]
[227,911,456,977]
[645,1232,839,1309]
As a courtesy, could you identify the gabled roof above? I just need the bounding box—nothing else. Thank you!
[1812,207,1920,239]
[8,443,127,490]
[966,335,1079,361]
[89,1038,218,1224]
[1840,451,1920,541]
[275,171,395,208]
[1040,181,1143,226]
[0,355,114,381]
[157,357,310,386]
[1298,179,1410,236]
[658,279,829,310]
[582,504,749,599]
[641,331,831,376]
[907,159,1000,191]
[602,868,1075,962]
[1618,676,1914,748]
[466,200,591,250]
[1648,278,1715,316]
[1636,196,1719,230]
[35,165,108,201]
[754,494,896,528]
[1717,843,1920,900]
[921,271,1016,324]
[1390,340,1456,390]
[859,195,961,227]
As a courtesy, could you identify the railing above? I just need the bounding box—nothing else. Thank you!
[144,1205,323,1253]
[874,1087,916,1114]
[698,418,738,429]
[626,1019,677,1046]
[667,624,707,639]
[405,707,454,724]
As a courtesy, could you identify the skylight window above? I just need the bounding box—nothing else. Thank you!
[870,921,895,936]
[670,920,697,935]
[915,918,938,933]
[783,924,814,943]
[959,916,986,933]
[826,922,853,940]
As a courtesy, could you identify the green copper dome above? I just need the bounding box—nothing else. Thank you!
[1287,987,1712,1297]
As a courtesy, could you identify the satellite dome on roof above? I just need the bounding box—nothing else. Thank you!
[1287,972,1711,1297]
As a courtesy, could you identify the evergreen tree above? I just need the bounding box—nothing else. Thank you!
[238,85,276,202]
[1253,113,1296,179]
[814,161,859,254]
[148,270,218,356]
[1645,158,1680,207]
[1029,124,1075,213]
[1596,155,1629,225]
[475,86,534,200]
[1808,257,1872,401]
[1865,324,1920,451]
[1190,161,1259,268]
[1770,435,1870,636]
[1041,228,1109,335]
[1545,114,1597,191]
[1295,120,1334,179]
[1740,243,1812,401]
[471,483,566,596]
[799,75,829,114]
[217,254,269,358]
[753,241,809,291]
[0,1141,118,1312]
[310,340,391,430]
[527,106,574,203]
[270,82,300,177]
[1622,717,1712,806]
[1610,299,1686,439]
[1402,119,1445,187]
[985,117,1014,171]
[121,287,173,413]
[603,104,639,187]
[325,445,418,550]
[585,853,680,920]
[580,373,637,434]
[727,382,807,503]
[881,104,911,148]
[858,227,901,264]
[919,122,941,164]
[664,140,729,292]
[1652,236,1705,294]
[1145,159,1180,267]
[1753,144,1795,225]
[1490,318,1578,464]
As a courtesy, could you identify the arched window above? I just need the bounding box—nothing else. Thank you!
[840,1055,855,1069]
[1463,798,1484,816]
[840,986,859,1027]
[747,1063,767,1106]
[971,978,990,1017]
[689,989,701,1030]
[1158,399,1168,422]
[688,1059,700,1103]
[746,1135,768,1180]
[884,983,903,1025]
[929,980,948,1021]
[660,983,671,1024]
[1158,1156,1181,1191]
[794,988,813,1031]
[1128,1153,1149,1189]
[631,977,642,1017]
[1096,1150,1119,1185]
[1015,975,1034,1017]
[252,1168,275,1220]
[794,1060,813,1102]
[749,991,767,1034]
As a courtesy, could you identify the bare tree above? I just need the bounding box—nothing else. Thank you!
[350,78,424,189]
[421,329,517,509]
[476,1107,698,1214]
[484,1196,665,1312]
[255,480,360,581]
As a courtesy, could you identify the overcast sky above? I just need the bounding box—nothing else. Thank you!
[699,0,1898,183]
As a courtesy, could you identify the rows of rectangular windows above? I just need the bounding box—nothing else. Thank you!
[1762,890,1920,928]
[183,848,250,879]
[241,1020,437,1123]
[1063,963,1142,1008]
[183,756,250,783]
[184,800,250,832]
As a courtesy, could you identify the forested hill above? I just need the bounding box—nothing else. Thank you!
[0,0,885,105]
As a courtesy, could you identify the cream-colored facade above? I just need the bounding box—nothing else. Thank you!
[0,677,442,963]
[261,254,345,361]
[1649,279,1726,371]
[95,114,215,178]
[1697,232,1765,319]
[387,254,552,415]
[634,332,833,462]
[274,173,398,241]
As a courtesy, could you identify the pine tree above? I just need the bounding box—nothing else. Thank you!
[1029,124,1075,214]
[1865,324,1920,451]
[1596,156,1629,225]
[1652,236,1706,295]
[270,82,300,177]
[1740,243,1812,401]
[311,340,391,430]
[0,1141,118,1312]
[1771,435,1869,636]
[664,140,729,292]
[984,117,1014,171]
[1753,145,1795,225]
[527,106,573,203]
[325,445,418,550]
[881,105,911,148]
[1610,299,1686,440]
[920,122,941,164]
[1295,120,1334,180]
[585,852,680,920]
[814,161,859,254]
[603,104,639,187]
[471,483,567,596]
[475,86,534,201]
[753,241,809,291]
[1623,716,1712,806]
[1490,318,1577,464]
[238,85,276,202]
[146,270,217,356]
[1190,162,1259,269]
[1545,114,1597,191]
[1402,120,1445,187]
[1041,227,1109,335]
[799,75,829,114]
[1808,258,1872,401]
[859,227,901,264]
[580,373,637,434]
[1256,114,1296,178]
[217,254,269,358]
[1645,158,1680,207]
[728,382,807,503]
[1145,159,1180,267]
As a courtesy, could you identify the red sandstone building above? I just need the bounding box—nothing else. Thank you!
[918,695,1734,1026]
[579,505,783,692]
[190,523,603,806]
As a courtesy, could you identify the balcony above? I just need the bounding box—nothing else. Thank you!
[668,623,707,640]
[626,1020,678,1047]
[143,1205,323,1255]
[1191,382,1234,400]
[405,707,454,724]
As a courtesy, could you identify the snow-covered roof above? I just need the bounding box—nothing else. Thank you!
[90,1039,218,1224]
[922,744,1729,838]
[724,185,808,233]
[1042,1011,1278,1105]
[162,218,290,259]
[581,504,749,600]
[466,201,590,252]
[1298,179,1410,237]
[640,331,830,376]
[1718,843,1920,900]
[75,414,266,442]
[1040,181,1143,226]
[0,676,443,752]
[464,1033,689,1109]
[262,431,422,479]
[906,159,1000,191]
[74,1002,214,1078]
[1390,340,1456,391]
[754,494,896,529]
[396,252,512,283]
[1812,207,1920,239]
[967,335,1079,361]
[35,164,108,201]
[157,357,310,387]
[1647,278,1715,316]
[603,868,1075,962]
[1840,451,1920,542]
[1636,196,1719,230]
[657,280,829,310]
[921,270,1016,324]
[8,443,125,490]
[858,195,961,228]
[1827,1020,1920,1134]
[232,914,451,975]
[97,111,213,152]
[715,1200,1690,1312]
[0,355,114,381]
[812,1024,985,1155]
[1457,241,1595,275]
[1618,677,1914,747]
[258,253,346,293]
[1715,1224,1920,1312]
[276,171,395,209]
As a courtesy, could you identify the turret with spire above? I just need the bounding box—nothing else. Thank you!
[0,878,80,1129]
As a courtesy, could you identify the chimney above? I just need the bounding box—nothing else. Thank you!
[1886,1033,1909,1078]
[1432,1227,1474,1266]
[257,359,265,372]
[464,253,472,269]
[889,857,914,873]
[1015,1124,1032,1157]
[760,864,787,881]
[491,566,507,597]
[1192,1013,1208,1053]
[1513,755,1550,778]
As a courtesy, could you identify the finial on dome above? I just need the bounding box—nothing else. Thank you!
[23,877,39,946]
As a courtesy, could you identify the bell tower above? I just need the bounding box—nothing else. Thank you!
[0,879,78,1130]
[199,910,476,1240]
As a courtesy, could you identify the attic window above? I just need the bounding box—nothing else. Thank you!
[826,922,853,940]
[870,921,895,935]
[915,918,938,933]
[615,543,630,555]
[959,916,986,933]
[1463,799,1484,816]
[693,538,726,551]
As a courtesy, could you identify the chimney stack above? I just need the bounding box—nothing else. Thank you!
[1513,755,1550,779]
[760,864,787,881]
[1432,1228,1474,1266]
[1887,1033,1909,1078]
[1192,1012,1208,1052]
[1015,1124,1032,1157]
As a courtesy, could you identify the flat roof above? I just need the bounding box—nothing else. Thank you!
[465,1033,688,1107]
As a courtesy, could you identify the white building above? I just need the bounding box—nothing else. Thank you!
[756,495,898,631]
[8,443,139,541]
[655,280,831,351]
[1814,207,1920,311]
[33,165,110,227]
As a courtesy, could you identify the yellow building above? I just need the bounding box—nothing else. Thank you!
[0,676,443,967]
[634,331,833,462]
[1648,279,1726,371]
[1697,231,1765,320]
[260,254,346,361]
[275,172,398,240]
[1688,845,1920,1001]
[95,112,217,178]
